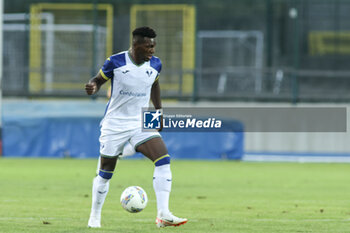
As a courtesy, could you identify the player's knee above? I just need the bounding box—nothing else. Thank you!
[153,154,170,167]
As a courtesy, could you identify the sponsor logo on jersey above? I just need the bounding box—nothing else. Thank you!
[122,70,130,74]
[119,90,146,97]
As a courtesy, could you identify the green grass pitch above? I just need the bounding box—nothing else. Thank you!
[0,158,350,233]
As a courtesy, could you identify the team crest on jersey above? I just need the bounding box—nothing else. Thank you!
[146,70,153,77]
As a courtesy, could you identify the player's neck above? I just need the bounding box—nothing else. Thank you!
[128,49,143,65]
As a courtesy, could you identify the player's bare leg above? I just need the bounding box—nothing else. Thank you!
[88,156,117,228]
[95,142,135,175]
[137,137,188,228]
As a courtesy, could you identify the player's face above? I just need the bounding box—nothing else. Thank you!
[138,37,156,62]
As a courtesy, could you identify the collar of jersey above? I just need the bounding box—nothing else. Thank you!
[128,51,145,67]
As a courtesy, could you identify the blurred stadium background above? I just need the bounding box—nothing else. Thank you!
[2,0,350,161]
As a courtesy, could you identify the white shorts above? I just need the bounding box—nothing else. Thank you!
[99,126,161,158]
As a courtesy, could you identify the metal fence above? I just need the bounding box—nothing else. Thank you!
[3,0,350,102]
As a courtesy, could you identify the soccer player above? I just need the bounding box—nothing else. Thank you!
[85,26,187,228]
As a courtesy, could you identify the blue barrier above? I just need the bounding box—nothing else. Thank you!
[3,100,244,159]
[3,116,100,158]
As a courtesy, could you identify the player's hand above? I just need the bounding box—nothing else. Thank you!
[85,82,97,95]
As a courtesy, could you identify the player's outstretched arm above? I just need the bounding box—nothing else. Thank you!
[85,73,108,95]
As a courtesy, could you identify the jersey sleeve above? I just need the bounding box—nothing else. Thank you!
[151,57,162,82]
[100,57,115,80]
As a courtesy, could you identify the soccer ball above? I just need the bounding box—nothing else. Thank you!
[120,186,148,213]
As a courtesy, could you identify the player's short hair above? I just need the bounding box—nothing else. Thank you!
[132,26,157,39]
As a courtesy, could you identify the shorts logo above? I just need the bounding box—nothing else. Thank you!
[143,110,162,129]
